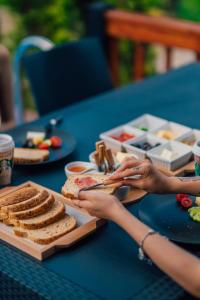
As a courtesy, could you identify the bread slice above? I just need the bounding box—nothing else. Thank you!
[8,194,55,221]
[0,187,38,208]
[1,190,49,213]
[14,148,49,164]
[13,200,65,229]
[14,215,77,244]
[62,174,117,199]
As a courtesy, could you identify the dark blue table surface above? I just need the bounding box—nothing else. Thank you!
[4,63,200,300]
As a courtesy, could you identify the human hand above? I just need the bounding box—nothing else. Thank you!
[71,191,125,221]
[110,158,175,194]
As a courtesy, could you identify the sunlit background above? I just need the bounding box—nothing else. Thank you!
[0,0,200,125]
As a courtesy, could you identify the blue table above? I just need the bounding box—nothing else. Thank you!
[2,63,200,300]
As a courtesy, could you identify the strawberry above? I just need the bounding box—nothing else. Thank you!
[38,143,49,150]
[176,193,187,202]
[180,197,193,209]
[50,136,62,149]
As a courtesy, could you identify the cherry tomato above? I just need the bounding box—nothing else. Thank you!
[50,136,62,149]
[176,193,187,202]
[180,197,193,209]
[110,133,134,142]
[38,143,49,150]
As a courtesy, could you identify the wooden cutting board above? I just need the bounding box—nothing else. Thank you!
[0,182,105,260]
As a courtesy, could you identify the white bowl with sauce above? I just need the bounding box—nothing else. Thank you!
[65,161,97,177]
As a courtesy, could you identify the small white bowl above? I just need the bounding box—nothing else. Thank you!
[152,121,192,141]
[100,125,144,153]
[65,161,97,177]
[127,114,167,133]
[123,133,167,160]
[179,129,200,146]
[147,141,193,171]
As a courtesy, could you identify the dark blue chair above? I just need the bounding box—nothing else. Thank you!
[23,38,113,116]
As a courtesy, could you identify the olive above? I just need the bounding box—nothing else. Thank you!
[23,139,35,149]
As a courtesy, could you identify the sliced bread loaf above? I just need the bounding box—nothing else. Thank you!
[14,148,49,164]
[14,215,77,244]
[8,194,55,221]
[13,200,65,229]
[1,190,49,213]
[0,187,38,207]
[62,174,117,199]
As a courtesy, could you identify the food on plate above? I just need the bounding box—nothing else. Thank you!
[0,187,38,207]
[110,132,134,142]
[195,197,200,206]
[14,215,77,244]
[26,131,45,140]
[116,152,138,164]
[50,136,62,149]
[23,131,62,151]
[160,148,179,161]
[176,193,187,203]
[176,194,193,209]
[133,142,161,151]
[38,143,50,150]
[13,200,65,229]
[14,148,49,164]
[156,130,174,140]
[188,207,200,222]
[62,174,117,199]
[180,197,192,209]
[0,185,77,244]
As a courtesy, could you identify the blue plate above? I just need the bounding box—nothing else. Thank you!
[138,194,200,244]
[11,126,76,166]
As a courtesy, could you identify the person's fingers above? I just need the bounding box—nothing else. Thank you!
[72,199,92,209]
[71,199,81,207]
[111,165,147,180]
[110,160,141,179]
[114,157,137,173]
[122,179,144,189]
[78,190,96,200]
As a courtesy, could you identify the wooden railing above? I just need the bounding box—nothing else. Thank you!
[104,10,200,85]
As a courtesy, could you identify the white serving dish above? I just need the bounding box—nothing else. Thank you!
[152,121,192,141]
[147,141,193,171]
[100,125,144,153]
[123,134,167,160]
[178,129,200,146]
[65,161,97,177]
[127,114,167,133]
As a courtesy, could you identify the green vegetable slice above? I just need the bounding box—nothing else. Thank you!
[188,207,200,222]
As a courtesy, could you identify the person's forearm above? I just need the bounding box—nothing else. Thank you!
[112,207,200,297]
[167,176,200,196]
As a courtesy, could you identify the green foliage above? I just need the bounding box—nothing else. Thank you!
[177,0,200,22]
[0,0,83,50]
[1,0,200,103]
[106,0,166,11]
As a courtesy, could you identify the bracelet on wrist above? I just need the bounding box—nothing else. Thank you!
[138,229,158,264]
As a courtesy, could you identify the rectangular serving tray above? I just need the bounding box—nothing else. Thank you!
[0,181,105,261]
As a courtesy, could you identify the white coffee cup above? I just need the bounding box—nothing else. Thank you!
[0,134,14,186]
